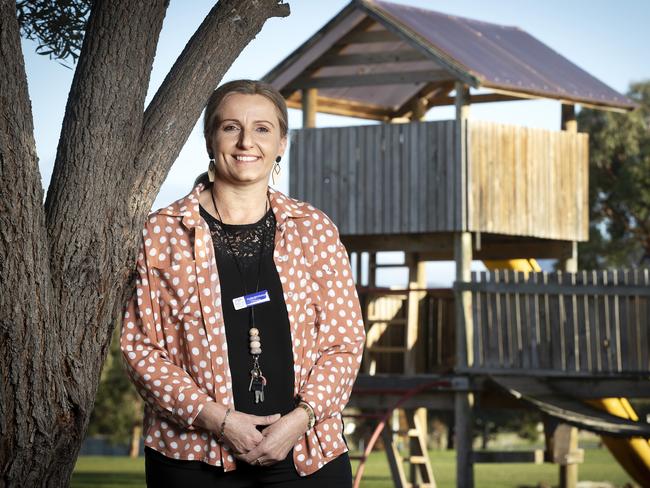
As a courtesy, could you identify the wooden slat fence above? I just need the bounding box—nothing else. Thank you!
[454,269,650,375]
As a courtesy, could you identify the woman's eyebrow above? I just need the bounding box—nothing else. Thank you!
[253,119,275,127]
[220,118,275,127]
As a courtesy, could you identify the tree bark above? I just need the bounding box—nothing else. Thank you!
[0,0,53,485]
[0,0,290,485]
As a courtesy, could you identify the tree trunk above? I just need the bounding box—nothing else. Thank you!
[129,424,142,459]
[0,0,290,485]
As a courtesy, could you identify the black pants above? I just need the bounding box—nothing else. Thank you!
[144,446,352,487]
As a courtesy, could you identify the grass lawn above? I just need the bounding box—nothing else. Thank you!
[72,447,635,487]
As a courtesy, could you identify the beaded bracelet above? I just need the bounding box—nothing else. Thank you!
[297,401,316,430]
[216,407,232,443]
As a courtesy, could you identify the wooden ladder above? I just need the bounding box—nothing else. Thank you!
[363,289,409,375]
[382,409,437,488]
[355,252,436,488]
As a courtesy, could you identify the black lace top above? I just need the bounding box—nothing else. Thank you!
[198,203,295,417]
[202,206,277,267]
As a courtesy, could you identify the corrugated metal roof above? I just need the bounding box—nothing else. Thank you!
[369,0,635,110]
[263,0,636,115]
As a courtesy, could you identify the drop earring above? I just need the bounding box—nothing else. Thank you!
[208,158,216,182]
[271,156,281,186]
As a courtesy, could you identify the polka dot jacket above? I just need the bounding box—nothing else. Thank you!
[120,181,366,476]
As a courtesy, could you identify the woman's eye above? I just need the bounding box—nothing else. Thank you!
[223,124,239,131]
[256,126,270,133]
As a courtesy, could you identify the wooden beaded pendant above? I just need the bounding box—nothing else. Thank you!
[249,327,262,355]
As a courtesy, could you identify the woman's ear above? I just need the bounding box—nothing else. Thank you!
[205,140,214,159]
[278,135,288,156]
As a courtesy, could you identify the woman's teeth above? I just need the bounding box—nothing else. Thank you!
[235,156,258,162]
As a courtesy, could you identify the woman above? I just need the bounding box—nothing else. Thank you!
[120,79,366,487]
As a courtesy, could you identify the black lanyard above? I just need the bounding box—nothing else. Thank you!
[210,187,272,403]
[210,189,270,325]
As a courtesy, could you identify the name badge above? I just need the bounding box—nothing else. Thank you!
[233,290,270,310]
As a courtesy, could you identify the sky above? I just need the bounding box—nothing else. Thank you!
[21,0,650,287]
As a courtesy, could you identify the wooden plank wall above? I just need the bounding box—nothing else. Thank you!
[457,269,650,375]
[289,121,460,235]
[466,120,589,241]
[290,120,588,241]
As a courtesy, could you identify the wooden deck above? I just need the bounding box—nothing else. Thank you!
[289,120,589,241]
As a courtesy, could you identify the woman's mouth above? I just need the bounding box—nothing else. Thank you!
[234,155,260,162]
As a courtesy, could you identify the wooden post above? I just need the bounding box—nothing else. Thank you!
[561,107,578,273]
[411,97,428,121]
[559,429,580,488]
[561,103,577,133]
[405,252,426,374]
[454,81,474,488]
[555,239,580,488]
[368,252,377,288]
[129,424,142,458]
[560,241,578,273]
[404,252,435,486]
[455,232,474,488]
[355,252,363,286]
[302,88,317,128]
[544,420,584,488]
[456,82,470,231]
[454,233,474,367]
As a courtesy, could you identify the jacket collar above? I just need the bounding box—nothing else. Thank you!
[157,181,308,229]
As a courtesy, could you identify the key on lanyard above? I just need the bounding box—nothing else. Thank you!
[249,368,266,403]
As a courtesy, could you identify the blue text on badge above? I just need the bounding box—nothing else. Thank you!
[233,290,270,310]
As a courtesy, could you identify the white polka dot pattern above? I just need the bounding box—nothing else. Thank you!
[120,182,365,476]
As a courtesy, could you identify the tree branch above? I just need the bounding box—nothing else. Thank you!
[45,0,168,320]
[129,0,290,213]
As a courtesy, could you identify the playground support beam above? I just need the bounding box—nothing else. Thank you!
[455,233,474,488]
[562,103,577,133]
[302,88,317,128]
[558,223,580,488]
[455,81,474,488]
[561,104,579,274]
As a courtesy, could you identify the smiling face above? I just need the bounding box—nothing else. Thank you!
[206,93,287,186]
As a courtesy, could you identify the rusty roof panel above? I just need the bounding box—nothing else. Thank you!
[263,0,636,113]
[371,0,635,109]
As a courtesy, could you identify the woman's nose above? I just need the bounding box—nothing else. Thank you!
[238,128,253,148]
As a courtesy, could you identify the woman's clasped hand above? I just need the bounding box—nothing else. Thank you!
[195,402,310,467]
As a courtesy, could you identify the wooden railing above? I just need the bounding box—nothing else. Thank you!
[454,269,650,375]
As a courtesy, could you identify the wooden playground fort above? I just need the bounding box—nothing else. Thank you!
[264,1,648,487]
